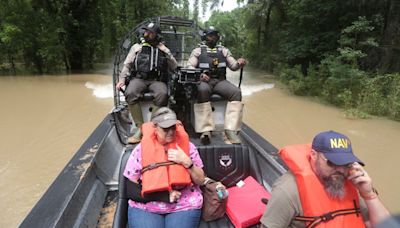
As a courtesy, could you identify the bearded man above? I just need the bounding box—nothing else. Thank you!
[260,130,390,228]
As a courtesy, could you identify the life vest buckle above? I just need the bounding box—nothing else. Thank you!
[320,212,333,222]
[147,163,158,170]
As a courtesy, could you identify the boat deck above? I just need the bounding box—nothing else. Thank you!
[97,191,118,227]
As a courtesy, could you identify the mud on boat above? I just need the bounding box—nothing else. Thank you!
[21,16,287,227]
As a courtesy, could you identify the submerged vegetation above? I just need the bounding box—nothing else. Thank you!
[1,0,400,120]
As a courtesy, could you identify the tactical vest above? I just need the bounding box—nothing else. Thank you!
[134,43,168,81]
[198,45,227,79]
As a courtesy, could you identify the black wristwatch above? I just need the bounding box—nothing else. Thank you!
[186,162,194,169]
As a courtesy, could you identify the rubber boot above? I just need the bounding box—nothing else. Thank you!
[128,103,143,144]
[194,102,215,145]
[224,101,244,144]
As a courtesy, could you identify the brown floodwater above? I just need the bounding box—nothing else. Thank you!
[0,69,399,227]
[0,74,113,227]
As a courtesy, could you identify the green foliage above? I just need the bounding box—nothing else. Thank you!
[344,108,371,119]
[202,0,399,121]
[337,16,379,66]
[358,74,400,120]
[208,9,246,56]
[273,16,378,110]
[0,0,185,74]
[278,0,341,64]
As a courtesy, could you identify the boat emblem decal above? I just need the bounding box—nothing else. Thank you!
[219,154,232,168]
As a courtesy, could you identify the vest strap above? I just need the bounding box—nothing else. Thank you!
[294,203,361,228]
[142,161,177,174]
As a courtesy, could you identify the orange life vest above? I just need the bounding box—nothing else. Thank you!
[279,144,365,228]
[140,121,192,196]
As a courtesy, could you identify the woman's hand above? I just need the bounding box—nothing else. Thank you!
[168,145,205,185]
[169,190,181,203]
[167,145,192,168]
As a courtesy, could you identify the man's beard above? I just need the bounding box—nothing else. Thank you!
[144,37,158,45]
[206,40,217,48]
[315,162,347,200]
[143,33,159,45]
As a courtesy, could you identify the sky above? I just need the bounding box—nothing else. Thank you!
[190,0,243,21]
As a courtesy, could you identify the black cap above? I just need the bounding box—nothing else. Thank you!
[203,26,219,36]
[143,22,161,34]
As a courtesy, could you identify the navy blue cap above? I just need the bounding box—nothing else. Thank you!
[312,130,364,166]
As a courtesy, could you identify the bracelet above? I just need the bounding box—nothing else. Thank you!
[186,162,194,169]
[362,193,378,201]
[361,188,379,201]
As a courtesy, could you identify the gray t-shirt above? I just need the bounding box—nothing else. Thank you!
[260,171,368,228]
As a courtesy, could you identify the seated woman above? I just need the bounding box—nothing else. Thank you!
[123,107,206,228]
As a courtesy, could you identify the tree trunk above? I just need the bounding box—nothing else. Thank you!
[263,0,273,41]
[8,53,16,75]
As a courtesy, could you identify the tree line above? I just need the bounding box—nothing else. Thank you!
[0,0,192,74]
[207,0,400,120]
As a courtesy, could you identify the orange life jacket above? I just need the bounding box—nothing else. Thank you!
[140,121,192,196]
[279,144,365,228]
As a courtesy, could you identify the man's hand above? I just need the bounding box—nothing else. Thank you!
[348,162,374,197]
[237,58,247,67]
[116,80,125,90]
[200,72,210,82]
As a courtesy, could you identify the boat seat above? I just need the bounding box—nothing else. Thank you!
[112,149,131,228]
[197,144,250,188]
[141,92,225,102]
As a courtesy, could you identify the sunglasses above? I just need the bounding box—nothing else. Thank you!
[319,155,339,167]
[315,151,350,168]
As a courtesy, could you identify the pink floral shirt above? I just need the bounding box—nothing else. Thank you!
[123,142,204,213]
